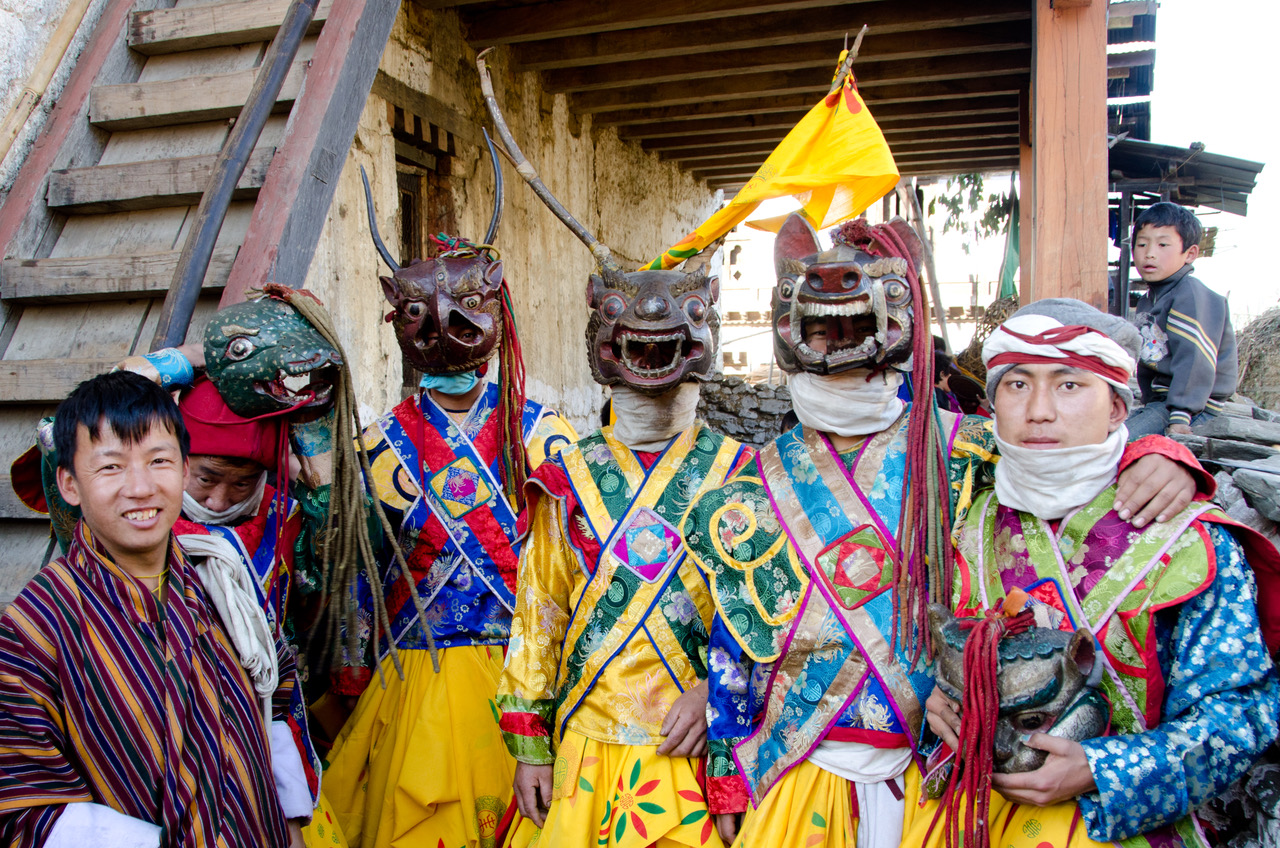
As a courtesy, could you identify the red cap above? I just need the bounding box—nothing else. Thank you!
[178,378,281,470]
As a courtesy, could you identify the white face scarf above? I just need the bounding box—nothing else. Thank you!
[993,424,1128,520]
[788,369,906,437]
[610,383,701,451]
[182,471,266,526]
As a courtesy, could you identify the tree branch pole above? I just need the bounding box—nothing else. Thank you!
[151,0,320,351]
[898,181,950,352]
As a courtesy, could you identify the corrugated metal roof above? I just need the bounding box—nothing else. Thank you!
[1109,138,1265,216]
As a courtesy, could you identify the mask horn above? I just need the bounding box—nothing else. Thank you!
[482,128,503,245]
[360,165,400,272]
[476,49,621,275]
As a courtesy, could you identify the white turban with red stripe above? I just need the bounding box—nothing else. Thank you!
[982,298,1140,410]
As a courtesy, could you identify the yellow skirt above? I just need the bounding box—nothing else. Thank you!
[305,791,352,847]
[730,759,858,848]
[899,762,1113,848]
[324,646,515,848]
[505,730,724,848]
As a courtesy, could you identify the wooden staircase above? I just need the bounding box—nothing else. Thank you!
[0,0,399,601]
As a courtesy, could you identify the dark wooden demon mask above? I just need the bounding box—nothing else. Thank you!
[362,134,506,376]
[928,604,1110,775]
[772,213,924,375]
[478,52,719,397]
[585,266,719,395]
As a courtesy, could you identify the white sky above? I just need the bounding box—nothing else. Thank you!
[1148,0,1280,328]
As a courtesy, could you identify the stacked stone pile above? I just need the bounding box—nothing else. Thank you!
[696,375,792,447]
[1171,402,1280,552]
[1178,402,1280,846]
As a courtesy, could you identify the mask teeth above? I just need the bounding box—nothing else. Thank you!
[872,279,888,346]
[619,331,684,378]
[796,299,872,318]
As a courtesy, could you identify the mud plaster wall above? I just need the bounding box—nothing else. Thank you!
[304,5,722,434]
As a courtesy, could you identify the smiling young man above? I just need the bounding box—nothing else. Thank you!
[906,299,1279,848]
[0,371,307,847]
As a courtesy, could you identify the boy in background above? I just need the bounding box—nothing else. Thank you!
[1127,201,1237,437]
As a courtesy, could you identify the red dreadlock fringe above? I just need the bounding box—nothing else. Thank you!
[927,608,1034,848]
[497,282,529,511]
[865,222,955,664]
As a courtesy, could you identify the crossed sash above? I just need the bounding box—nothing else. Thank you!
[378,387,545,648]
[733,424,932,804]
[552,425,744,743]
[965,488,1216,734]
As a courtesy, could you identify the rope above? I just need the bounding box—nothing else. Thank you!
[840,220,954,664]
[263,284,439,680]
[928,608,1034,848]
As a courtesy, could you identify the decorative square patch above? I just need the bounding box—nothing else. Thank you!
[428,456,494,519]
[609,507,682,582]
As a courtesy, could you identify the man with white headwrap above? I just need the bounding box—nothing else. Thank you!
[907,298,1280,848]
[680,218,1211,848]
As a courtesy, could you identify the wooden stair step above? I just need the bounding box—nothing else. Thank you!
[89,60,307,131]
[129,0,333,55]
[0,358,121,404]
[1,248,238,304]
[47,148,275,213]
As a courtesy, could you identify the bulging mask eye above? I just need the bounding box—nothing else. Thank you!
[460,294,482,310]
[226,337,256,362]
[778,280,795,300]
[884,279,908,302]
[405,302,426,320]
[684,296,707,323]
[601,294,626,320]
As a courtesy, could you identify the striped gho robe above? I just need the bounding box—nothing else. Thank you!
[0,522,294,847]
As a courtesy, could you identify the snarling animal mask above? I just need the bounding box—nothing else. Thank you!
[363,133,506,377]
[380,246,505,376]
[772,214,923,375]
[928,604,1110,774]
[477,53,718,398]
[203,291,342,418]
[586,266,719,395]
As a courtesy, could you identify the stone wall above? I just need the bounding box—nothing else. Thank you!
[696,375,793,447]
[0,0,111,199]
[303,5,721,433]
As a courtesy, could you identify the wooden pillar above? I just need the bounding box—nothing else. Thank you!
[1027,0,1109,308]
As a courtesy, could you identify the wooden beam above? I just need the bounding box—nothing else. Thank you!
[129,0,332,55]
[222,0,401,303]
[542,24,1032,93]
[571,56,1030,113]
[1,248,237,304]
[686,142,1018,172]
[370,70,483,148]
[513,0,1031,70]
[620,101,1018,139]
[89,59,308,131]
[0,359,120,403]
[46,148,275,213]
[597,89,1024,127]
[1027,0,1108,307]
[652,127,1019,157]
[464,0,853,48]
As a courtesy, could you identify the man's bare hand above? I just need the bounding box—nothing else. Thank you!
[657,680,709,757]
[1114,452,1195,529]
[716,812,741,844]
[925,685,961,751]
[990,734,1095,807]
[514,762,554,828]
[287,820,306,848]
[1166,422,1193,436]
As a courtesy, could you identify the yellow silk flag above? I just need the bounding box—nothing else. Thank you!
[644,49,899,270]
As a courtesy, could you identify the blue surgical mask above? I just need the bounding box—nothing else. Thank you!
[420,370,480,395]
